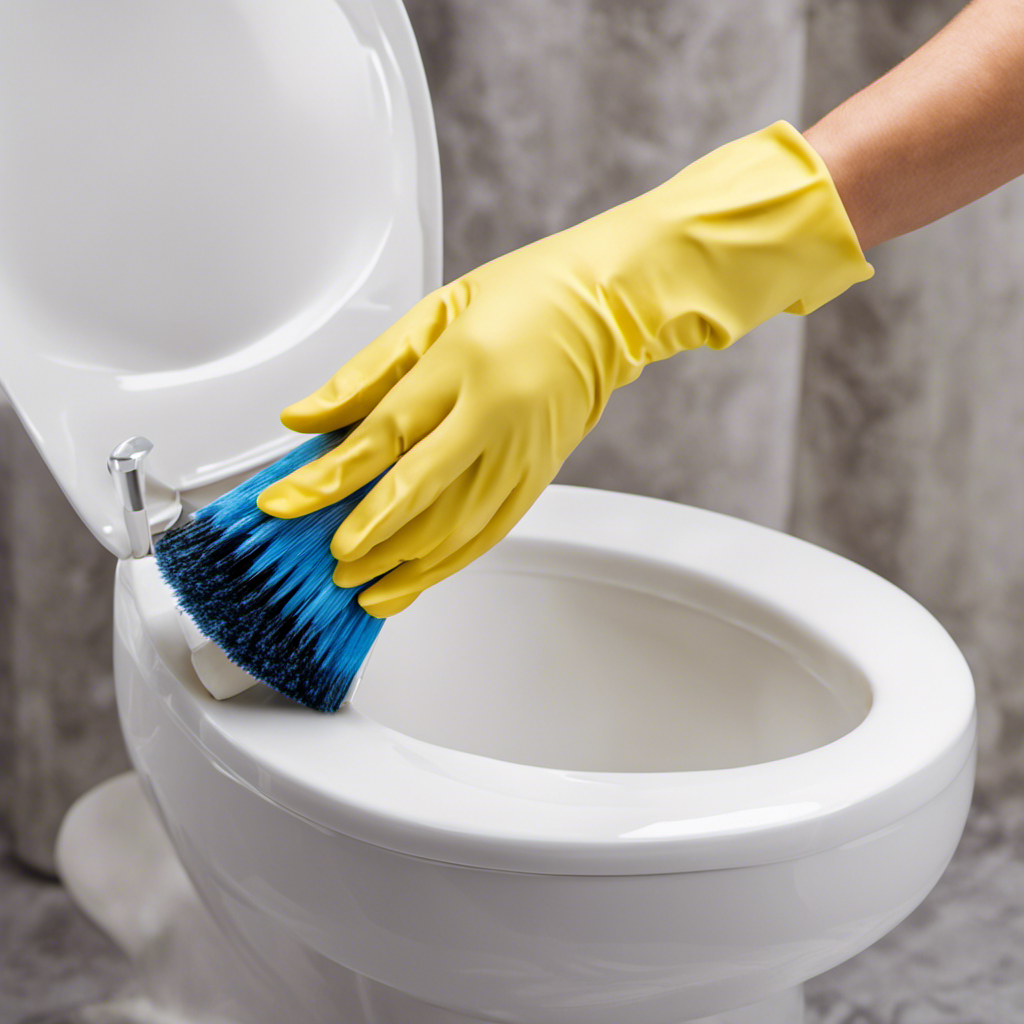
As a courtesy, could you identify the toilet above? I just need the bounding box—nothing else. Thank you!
[0,3,976,1024]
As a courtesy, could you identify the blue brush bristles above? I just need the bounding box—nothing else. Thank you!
[155,428,385,713]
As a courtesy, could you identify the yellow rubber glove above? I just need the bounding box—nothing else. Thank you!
[258,121,872,617]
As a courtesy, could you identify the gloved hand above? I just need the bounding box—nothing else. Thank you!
[257,121,872,617]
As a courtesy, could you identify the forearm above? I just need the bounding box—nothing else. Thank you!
[804,0,1024,251]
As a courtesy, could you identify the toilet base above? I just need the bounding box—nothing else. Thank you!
[55,774,804,1024]
[358,984,802,1024]
[690,989,803,1024]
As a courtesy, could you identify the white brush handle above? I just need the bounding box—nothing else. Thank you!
[177,610,258,701]
[176,607,377,706]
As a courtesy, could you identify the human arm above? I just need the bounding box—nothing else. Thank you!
[805,0,1024,250]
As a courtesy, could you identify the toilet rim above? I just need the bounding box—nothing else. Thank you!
[123,485,977,876]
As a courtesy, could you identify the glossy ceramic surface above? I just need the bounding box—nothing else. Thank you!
[117,486,975,875]
[0,0,442,557]
[113,489,977,1021]
[56,773,808,1024]
[124,750,972,1023]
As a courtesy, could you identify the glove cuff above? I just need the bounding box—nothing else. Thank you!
[624,120,875,357]
[773,121,875,316]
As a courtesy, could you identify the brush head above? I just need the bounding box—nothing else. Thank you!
[154,428,385,713]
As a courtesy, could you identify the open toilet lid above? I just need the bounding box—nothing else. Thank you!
[0,0,442,558]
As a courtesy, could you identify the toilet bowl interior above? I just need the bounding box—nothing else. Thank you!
[120,487,973,873]
[353,538,872,773]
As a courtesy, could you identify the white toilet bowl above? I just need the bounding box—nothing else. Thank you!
[113,484,976,1024]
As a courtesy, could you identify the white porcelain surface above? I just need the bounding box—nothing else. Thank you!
[114,620,973,1024]
[112,678,973,1023]
[56,773,285,1024]
[56,772,807,1024]
[118,485,975,875]
[0,0,442,557]
[178,608,259,701]
[112,486,976,1023]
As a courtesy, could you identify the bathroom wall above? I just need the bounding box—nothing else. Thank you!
[0,401,127,867]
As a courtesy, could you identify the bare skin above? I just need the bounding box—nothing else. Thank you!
[804,0,1024,251]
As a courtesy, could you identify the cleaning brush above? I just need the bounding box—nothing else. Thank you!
[155,427,385,712]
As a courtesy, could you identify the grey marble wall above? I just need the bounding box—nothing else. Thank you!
[0,403,128,871]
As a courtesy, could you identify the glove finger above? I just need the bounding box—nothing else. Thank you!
[279,287,457,433]
[357,477,541,618]
[341,457,521,598]
[358,588,420,619]
[258,369,457,517]
[332,455,491,587]
[331,418,484,561]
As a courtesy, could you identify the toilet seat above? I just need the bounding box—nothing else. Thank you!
[0,0,441,557]
[123,484,976,876]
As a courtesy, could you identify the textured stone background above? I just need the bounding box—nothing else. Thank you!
[3,0,1024,1021]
